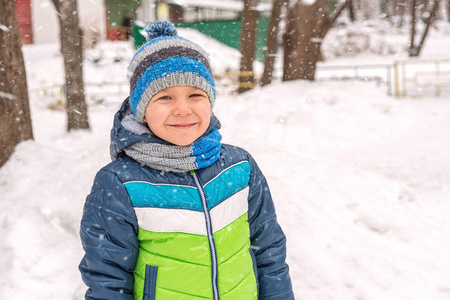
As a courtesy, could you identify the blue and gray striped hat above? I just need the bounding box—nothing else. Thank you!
[128,21,216,123]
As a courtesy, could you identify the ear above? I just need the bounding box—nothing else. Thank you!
[143,116,147,123]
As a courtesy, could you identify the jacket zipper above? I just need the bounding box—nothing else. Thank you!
[190,170,220,300]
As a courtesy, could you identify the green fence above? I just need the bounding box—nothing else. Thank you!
[134,18,269,62]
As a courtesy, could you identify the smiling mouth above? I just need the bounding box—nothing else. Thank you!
[169,123,197,129]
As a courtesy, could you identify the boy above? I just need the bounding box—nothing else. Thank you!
[79,21,294,300]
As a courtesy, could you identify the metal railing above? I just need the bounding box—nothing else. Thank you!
[315,63,394,95]
[29,82,129,102]
[394,59,450,98]
[29,84,64,101]
[29,60,450,101]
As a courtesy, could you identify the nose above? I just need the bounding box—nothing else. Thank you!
[173,98,192,116]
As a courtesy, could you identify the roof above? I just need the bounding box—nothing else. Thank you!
[165,0,272,12]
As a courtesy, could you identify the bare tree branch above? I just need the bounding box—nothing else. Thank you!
[261,0,287,86]
[322,0,350,38]
[409,0,441,56]
[416,0,440,52]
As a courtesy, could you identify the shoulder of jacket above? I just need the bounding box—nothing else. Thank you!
[221,143,252,159]
[220,143,259,168]
[98,156,149,182]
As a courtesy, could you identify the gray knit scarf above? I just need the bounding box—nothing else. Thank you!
[125,128,222,173]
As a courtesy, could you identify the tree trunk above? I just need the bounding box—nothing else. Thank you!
[238,0,260,93]
[393,0,406,27]
[348,0,356,21]
[409,0,441,57]
[381,0,390,18]
[282,3,320,81]
[52,0,89,131]
[409,0,418,55]
[261,0,286,87]
[0,0,34,167]
[447,0,450,21]
[282,0,348,81]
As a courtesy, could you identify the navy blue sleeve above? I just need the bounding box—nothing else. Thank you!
[247,156,295,300]
[79,170,139,300]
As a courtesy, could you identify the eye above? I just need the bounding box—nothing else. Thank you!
[190,93,207,99]
[154,95,171,102]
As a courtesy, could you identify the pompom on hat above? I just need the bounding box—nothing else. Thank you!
[128,21,216,123]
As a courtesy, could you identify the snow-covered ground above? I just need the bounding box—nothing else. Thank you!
[1,22,450,299]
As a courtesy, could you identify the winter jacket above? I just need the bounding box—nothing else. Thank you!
[79,99,294,300]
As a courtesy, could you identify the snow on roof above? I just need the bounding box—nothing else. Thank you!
[165,0,272,12]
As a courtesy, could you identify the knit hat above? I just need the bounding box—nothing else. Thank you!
[128,21,216,123]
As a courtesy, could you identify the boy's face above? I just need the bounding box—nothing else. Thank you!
[144,86,211,146]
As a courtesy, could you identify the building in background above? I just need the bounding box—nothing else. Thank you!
[14,0,271,50]
[15,0,33,44]
[14,0,106,47]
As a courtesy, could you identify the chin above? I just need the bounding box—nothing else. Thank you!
[172,139,195,146]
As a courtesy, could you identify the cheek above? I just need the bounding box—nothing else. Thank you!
[145,107,164,129]
[199,105,211,125]
[199,102,212,117]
